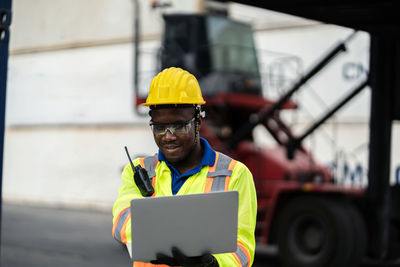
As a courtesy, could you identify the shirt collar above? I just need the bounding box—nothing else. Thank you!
[158,137,216,169]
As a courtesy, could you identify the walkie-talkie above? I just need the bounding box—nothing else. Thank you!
[124,146,155,197]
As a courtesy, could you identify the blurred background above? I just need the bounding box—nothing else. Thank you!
[1,0,399,266]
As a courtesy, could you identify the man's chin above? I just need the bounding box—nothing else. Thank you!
[162,150,183,163]
[164,155,183,164]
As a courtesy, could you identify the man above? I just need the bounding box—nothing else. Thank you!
[113,67,257,267]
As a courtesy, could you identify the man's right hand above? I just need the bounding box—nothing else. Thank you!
[150,247,218,267]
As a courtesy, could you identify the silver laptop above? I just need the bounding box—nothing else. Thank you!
[130,191,238,262]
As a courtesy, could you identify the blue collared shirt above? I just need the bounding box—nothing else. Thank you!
[158,137,216,195]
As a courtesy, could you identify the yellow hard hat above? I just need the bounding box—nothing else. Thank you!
[143,67,206,106]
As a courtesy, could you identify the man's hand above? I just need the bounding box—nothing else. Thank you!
[150,247,218,266]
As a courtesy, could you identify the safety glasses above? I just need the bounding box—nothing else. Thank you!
[149,117,195,136]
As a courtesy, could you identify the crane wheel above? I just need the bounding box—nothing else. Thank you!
[343,201,367,267]
[275,196,356,267]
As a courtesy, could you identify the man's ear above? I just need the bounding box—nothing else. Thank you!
[198,109,205,128]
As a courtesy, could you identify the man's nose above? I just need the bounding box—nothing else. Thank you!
[163,128,176,139]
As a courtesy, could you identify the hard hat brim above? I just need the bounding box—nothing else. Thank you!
[142,100,206,107]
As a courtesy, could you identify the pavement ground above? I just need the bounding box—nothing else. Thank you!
[1,203,130,267]
[1,203,399,267]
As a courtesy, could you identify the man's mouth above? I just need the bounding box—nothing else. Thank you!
[162,144,180,153]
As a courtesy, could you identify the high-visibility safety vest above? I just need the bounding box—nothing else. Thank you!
[113,151,257,267]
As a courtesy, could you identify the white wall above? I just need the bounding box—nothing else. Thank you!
[3,125,157,210]
[6,43,143,125]
[10,0,133,52]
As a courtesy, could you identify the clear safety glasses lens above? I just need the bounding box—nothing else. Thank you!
[150,118,195,136]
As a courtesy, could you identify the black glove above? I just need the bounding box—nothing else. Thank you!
[150,247,218,267]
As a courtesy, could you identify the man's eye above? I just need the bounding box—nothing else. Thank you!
[153,125,165,132]
[173,124,186,131]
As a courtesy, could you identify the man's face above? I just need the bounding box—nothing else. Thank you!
[150,107,198,164]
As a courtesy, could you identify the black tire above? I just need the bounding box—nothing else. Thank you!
[343,201,367,267]
[275,196,355,267]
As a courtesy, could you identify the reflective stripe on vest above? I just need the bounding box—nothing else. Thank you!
[113,207,131,243]
[205,152,237,193]
[142,154,158,178]
[232,241,251,267]
[133,262,169,267]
